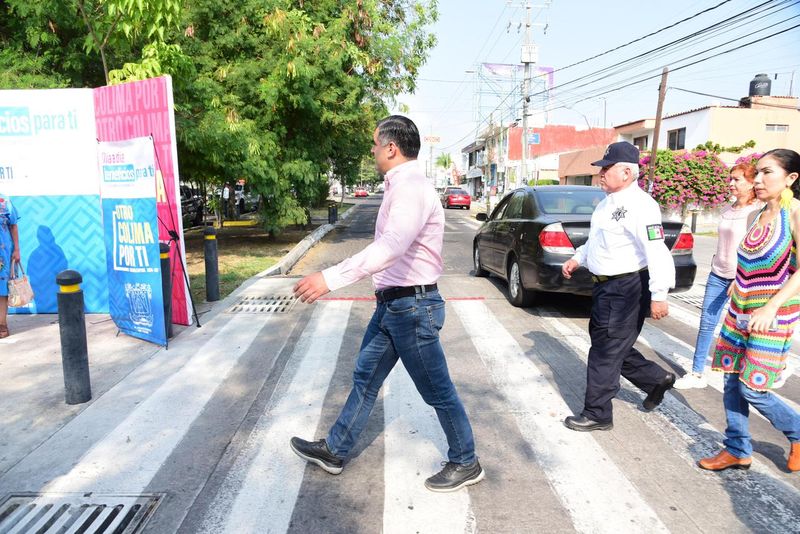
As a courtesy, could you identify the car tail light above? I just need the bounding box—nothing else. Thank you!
[539,223,576,254]
[671,225,694,255]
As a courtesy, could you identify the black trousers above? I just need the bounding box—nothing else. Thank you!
[582,270,669,423]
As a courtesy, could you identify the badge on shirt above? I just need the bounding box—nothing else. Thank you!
[611,206,627,221]
[646,224,664,241]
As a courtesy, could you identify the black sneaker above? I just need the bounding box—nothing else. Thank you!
[424,460,485,492]
[643,373,676,411]
[290,437,343,475]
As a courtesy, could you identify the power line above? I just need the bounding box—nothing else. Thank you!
[531,0,796,100]
[549,0,734,76]
[670,86,799,109]
[548,10,800,107]
[549,21,800,111]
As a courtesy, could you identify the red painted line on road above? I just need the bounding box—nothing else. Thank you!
[318,297,376,301]
[317,296,486,301]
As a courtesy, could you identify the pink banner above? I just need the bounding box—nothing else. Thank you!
[93,77,191,325]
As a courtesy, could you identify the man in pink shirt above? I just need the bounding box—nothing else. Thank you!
[290,115,484,492]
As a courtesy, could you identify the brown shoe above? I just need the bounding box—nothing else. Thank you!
[0,325,8,339]
[789,443,800,472]
[698,450,752,471]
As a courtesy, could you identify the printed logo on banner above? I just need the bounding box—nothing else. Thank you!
[125,282,155,329]
[110,204,157,272]
[0,106,80,137]
[99,137,166,346]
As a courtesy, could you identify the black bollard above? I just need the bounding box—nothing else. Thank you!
[56,270,91,405]
[160,243,173,339]
[204,226,220,302]
[328,202,338,225]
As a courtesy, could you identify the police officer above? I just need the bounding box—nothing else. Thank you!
[561,141,676,431]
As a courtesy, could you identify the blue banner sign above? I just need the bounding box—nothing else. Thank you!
[99,138,166,346]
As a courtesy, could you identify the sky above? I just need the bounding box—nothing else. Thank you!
[390,0,800,171]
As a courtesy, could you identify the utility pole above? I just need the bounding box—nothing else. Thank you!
[520,2,533,188]
[648,67,669,194]
[429,143,434,180]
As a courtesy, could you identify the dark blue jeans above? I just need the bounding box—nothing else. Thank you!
[326,290,476,464]
[722,373,800,458]
[691,271,732,373]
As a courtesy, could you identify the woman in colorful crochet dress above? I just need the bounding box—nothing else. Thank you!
[698,149,800,473]
[674,162,761,390]
[0,193,21,339]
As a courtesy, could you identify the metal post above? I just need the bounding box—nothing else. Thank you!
[56,270,91,405]
[160,243,173,339]
[691,211,698,234]
[328,202,338,224]
[204,226,220,302]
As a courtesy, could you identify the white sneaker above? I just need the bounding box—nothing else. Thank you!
[773,360,796,389]
[673,372,707,390]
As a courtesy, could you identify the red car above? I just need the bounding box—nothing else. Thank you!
[354,187,369,198]
[441,187,471,209]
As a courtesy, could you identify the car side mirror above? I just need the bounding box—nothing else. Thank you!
[476,212,487,222]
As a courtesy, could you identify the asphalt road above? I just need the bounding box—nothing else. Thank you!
[195,194,799,533]
[3,194,798,534]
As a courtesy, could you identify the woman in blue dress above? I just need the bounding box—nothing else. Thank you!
[0,193,20,338]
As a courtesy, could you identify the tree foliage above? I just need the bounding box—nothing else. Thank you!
[0,0,438,235]
[435,153,452,169]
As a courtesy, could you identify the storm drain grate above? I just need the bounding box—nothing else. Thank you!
[226,294,298,314]
[672,290,704,309]
[0,493,162,534]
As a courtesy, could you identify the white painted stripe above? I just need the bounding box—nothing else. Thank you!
[197,301,351,534]
[44,310,277,493]
[383,365,476,534]
[453,300,668,534]
[538,306,800,527]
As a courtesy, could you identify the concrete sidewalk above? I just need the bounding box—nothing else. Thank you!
[0,203,359,479]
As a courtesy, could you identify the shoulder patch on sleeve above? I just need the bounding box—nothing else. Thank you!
[646,224,664,241]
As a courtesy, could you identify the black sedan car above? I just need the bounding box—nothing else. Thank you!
[473,185,697,307]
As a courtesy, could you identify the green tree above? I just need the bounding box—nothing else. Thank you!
[435,153,452,169]
[169,0,437,235]
[1,0,439,236]
[0,0,180,86]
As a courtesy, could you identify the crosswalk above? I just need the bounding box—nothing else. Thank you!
[2,277,799,533]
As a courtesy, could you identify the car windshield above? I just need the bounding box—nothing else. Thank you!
[448,189,468,195]
[536,189,605,215]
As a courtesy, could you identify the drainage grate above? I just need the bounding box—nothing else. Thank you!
[0,493,162,534]
[226,294,298,314]
[672,291,704,309]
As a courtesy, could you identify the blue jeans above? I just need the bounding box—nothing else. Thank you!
[723,373,800,458]
[326,290,476,464]
[691,271,732,373]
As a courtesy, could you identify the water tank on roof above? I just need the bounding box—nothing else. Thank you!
[749,73,771,96]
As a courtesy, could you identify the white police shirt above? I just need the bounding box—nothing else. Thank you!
[571,182,675,301]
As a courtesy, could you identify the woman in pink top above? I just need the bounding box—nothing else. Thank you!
[675,162,762,389]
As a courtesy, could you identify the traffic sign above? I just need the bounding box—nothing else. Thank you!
[424,135,441,144]
[528,133,540,145]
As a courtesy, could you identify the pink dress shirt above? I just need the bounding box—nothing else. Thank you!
[322,160,444,292]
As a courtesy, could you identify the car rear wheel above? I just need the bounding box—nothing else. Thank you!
[473,245,488,277]
[508,258,535,307]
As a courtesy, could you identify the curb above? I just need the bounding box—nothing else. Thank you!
[257,202,359,277]
[192,202,362,324]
